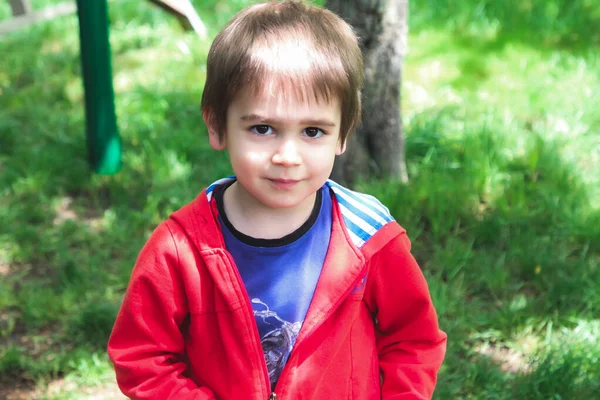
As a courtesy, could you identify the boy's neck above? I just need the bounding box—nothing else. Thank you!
[222,181,317,240]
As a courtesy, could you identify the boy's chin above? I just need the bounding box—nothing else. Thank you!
[247,189,317,211]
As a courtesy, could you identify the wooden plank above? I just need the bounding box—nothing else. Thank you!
[8,0,32,16]
[0,2,76,35]
[1,0,207,39]
[149,0,187,17]
[148,0,207,38]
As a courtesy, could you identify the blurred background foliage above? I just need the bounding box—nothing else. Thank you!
[0,0,599,398]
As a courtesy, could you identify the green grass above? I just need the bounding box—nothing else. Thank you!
[410,0,600,49]
[1,0,599,398]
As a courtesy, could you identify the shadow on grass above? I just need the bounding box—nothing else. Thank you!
[364,106,600,399]
[0,39,228,386]
[436,319,600,399]
[401,106,599,306]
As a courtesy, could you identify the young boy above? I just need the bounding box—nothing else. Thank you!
[108,1,446,399]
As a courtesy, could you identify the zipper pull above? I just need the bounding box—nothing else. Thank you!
[269,393,277,400]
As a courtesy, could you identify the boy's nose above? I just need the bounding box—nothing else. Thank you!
[272,138,302,166]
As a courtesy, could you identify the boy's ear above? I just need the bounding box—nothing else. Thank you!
[203,108,226,151]
[336,139,347,156]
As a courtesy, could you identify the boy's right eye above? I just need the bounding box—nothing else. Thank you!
[250,125,273,135]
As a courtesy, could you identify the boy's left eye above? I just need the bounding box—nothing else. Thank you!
[303,127,324,138]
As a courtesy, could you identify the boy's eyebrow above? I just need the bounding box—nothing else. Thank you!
[240,114,337,127]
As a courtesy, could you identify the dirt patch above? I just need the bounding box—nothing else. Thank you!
[476,343,531,374]
[53,196,104,229]
[47,378,126,400]
[0,262,9,277]
[0,379,126,400]
[0,379,38,400]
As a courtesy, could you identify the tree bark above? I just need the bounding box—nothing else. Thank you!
[326,0,409,185]
[8,0,32,16]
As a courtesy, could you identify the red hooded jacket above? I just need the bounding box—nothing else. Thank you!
[108,180,446,399]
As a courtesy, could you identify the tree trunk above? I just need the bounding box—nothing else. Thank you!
[8,0,31,16]
[326,0,409,185]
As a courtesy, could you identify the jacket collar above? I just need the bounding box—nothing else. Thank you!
[170,179,363,323]
[170,178,400,330]
[204,176,397,249]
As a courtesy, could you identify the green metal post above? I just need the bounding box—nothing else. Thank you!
[76,0,121,175]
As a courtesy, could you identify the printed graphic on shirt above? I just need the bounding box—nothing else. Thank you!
[252,298,302,384]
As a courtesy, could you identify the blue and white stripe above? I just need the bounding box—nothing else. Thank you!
[205,177,394,248]
[326,180,394,248]
[206,176,236,201]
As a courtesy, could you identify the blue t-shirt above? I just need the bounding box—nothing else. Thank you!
[215,183,332,389]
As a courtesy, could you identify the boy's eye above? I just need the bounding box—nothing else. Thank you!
[304,127,324,138]
[251,125,273,135]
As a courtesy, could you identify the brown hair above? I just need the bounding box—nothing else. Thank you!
[200,0,363,145]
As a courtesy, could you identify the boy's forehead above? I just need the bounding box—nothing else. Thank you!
[230,81,341,123]
[233,80,340,111]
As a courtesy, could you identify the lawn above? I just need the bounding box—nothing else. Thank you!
[0,0,599,399]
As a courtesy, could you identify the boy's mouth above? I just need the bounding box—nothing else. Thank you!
[268,178,300,189]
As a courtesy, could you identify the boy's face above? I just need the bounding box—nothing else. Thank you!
[205,84,345,212]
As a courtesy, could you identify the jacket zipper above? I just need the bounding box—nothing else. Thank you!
[226,253,272,399]
[274,263,368,395]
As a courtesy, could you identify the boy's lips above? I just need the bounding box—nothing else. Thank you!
[268,178,300,189]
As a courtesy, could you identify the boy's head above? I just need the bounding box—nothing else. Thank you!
[200,0,364,147]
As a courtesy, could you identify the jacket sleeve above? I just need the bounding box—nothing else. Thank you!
[107,221,218,400]
[365,231,447,400]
